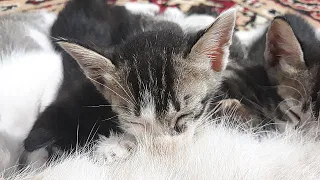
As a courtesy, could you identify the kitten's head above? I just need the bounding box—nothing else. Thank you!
[264,16,319,129]
[57,9,236,137]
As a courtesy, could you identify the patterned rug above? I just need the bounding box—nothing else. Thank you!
[0,0,319,30]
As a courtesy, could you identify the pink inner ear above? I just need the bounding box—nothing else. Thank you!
[209,47,223,72]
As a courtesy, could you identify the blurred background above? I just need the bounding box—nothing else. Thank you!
[0,0,319,31]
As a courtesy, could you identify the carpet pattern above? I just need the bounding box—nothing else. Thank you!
[0,0,319,30]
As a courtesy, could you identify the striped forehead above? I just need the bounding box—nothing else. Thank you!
[113,30,188,117]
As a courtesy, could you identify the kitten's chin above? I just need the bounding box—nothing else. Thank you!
[123,124,164,138]
[122,121,198,142]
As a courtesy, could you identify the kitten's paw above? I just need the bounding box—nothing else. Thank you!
[217,99,255,119]
[95,134,136,164]
[20,147,49,169]
[124,2,160,16]
[219,99,242,109]
[0,145,11,173]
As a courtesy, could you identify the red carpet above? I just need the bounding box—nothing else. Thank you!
[0,0,319,30]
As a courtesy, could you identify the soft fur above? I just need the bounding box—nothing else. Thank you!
[217,14,320,132]
[0,11,62,175]
[250,15,320,131]
[24,0,236,156]
[263,15,320,128]
[5,117,320,179]
[2,2,320,179]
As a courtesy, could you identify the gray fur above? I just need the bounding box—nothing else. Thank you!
[0,12,55,55]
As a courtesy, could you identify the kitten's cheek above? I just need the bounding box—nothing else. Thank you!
[124,121,165,137]
[124,123,148,137]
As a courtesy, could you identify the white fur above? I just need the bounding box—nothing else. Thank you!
[2,6,320,179]
[124,2,160,16]
[124,3,215,33]
[28,28,53,52]
[235,24,268,48]
[95,134,135,164]
[5,120,320,179]
[40,11,57,30]
[159,7,215,33]
[0,51,63,174]
[316,28,320,41]
[0,132,21,176]
[24,148,50,170]
[0,13,62,174]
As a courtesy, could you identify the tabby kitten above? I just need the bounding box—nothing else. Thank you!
[24,0,237,156]
[219,14,320,132]
[263,15,320,131]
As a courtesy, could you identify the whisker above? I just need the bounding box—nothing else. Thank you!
[76,121,80,153]
[281,105,301,121]
[101,115,119,122]
[201,103,223,122]
[274,98,301,112]
[276,84,304,100]
[239,96,263,112]
[125,78,138,105]
[236,95,283,123]
[87,125,100,148]
[84,120,99,147]
[84,104,131,111]
[286,75,308,98]
[88,77,134,107]
[111,76,137,106]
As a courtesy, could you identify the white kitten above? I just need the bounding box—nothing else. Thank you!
[0,11,62,175]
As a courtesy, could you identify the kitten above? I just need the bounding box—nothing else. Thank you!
[24,0,237,162]
[219,14,320,132]
[0,12,62,174]
[262,15,320,131]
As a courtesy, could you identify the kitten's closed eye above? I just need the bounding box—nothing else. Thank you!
[176,113,192,121]
[287,109,301,127]
[289,109,300,121]
[174,112,193,134]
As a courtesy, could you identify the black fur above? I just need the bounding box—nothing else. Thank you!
[24,0,135,152]
[24,0,216,152]
[182,9,265,124]
[284,15,320,118]
[215,14,320,129]
[282,15,320,116]
[283,14,320,68]
[213,54,284,129]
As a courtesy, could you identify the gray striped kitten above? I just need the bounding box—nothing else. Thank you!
[218,14,320,133]
[54,3,237,162]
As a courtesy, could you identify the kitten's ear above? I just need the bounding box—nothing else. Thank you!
[57,41,115,81]
[57,41,131,105]
[189,8,236,72]
[264,17,305,73]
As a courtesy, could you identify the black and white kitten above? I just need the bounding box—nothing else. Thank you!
[24,0,236,157]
